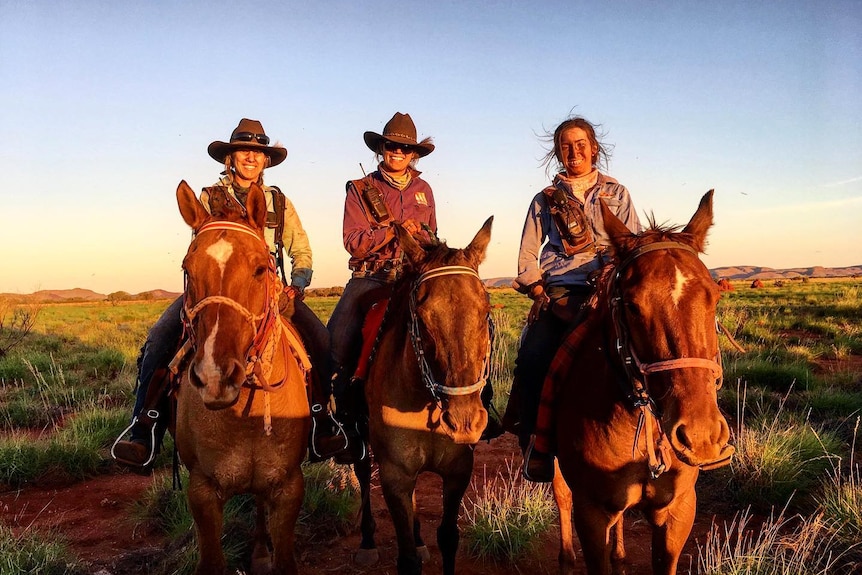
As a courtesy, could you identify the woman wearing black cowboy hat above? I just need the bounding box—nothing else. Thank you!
[112,118,348,470]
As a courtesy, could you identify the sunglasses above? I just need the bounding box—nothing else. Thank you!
[232,132,270,146]
[383,141,414,153]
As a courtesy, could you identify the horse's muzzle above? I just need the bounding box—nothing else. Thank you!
[669,415,734,467]
[440,406,488,444]
[187,358,245,410]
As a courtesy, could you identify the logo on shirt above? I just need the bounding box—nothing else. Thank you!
[414,192,428,206]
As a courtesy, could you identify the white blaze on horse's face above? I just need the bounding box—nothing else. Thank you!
[671,266,690,307]
[194,238,234,383]
[206,238,234,278]
[199,321,223,382]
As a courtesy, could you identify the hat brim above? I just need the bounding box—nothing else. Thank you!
[363,131,434,158]
[207,141,287,166]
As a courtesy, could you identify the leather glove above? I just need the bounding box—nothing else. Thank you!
[527,285,550,325]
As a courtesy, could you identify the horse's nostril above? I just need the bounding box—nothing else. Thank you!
[188,364,203,388]
[675,424,692,450]
[441,411,457,433]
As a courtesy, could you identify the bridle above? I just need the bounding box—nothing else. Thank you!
[407,265,494,408]
[608,240,729,477]
[180,220,288,394]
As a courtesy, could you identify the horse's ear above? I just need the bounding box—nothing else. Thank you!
[681,190,714,253]
[600,199,634,253]
[464,216,493,268]
[246,183,268,230]
[395,223,426,266]
[177,180,208,230]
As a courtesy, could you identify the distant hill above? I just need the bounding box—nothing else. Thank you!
[0,288,182,303]
[710,265,862,281]
[483,265,862,288]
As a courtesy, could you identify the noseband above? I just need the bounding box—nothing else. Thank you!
[609,241,728,477]
[180,220,286,392]
[408,265,494,407]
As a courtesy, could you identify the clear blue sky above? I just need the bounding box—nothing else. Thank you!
[2,0,860,294]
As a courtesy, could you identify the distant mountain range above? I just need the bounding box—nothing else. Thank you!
[3,265,860,302]
[0,288,182,303]
[484,264,862,288]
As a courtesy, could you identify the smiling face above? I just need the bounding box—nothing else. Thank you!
[380,141,417,176]
[230,149,267,187]
[558,127,597,178]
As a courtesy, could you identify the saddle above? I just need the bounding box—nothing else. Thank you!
[353,297,390,381]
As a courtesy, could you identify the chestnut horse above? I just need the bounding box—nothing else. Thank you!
[174,180,310,575]
[351,217,494,575]
[549,191,734,575]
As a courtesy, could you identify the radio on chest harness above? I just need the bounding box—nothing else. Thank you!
[544,185,595,256]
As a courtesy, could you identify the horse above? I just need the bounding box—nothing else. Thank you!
[351,217,494,575]
[547,190,734,575]
[173,180,311,575]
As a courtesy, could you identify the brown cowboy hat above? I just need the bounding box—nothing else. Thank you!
[363,112,435,157]
[207,118,287,166]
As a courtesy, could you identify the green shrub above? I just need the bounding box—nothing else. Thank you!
[300,460,360,539]
[461,461,555,562]
[697,507,857,575]
[0,525,82,575]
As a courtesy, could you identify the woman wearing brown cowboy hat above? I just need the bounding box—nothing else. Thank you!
[326,112,503,463]
[112,118,348,470]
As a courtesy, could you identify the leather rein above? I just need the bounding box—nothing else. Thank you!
[608,240,730,477]
[408,265,494,408]
[179,221,289,395]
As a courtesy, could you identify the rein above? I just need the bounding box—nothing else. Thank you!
[608,241,729,477]
[408,265,494,407]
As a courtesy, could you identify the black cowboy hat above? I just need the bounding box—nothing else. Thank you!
[207,118,287,166]
[363,112,435,157]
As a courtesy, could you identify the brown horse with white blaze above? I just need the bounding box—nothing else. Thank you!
[174,180,310,575]
[352,217,494,575]
[550,190,734,575]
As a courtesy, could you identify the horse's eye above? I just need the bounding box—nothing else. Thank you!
[253,265,267,278]
[624,301,642,316]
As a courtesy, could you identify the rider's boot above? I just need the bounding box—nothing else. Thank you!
[522,434,555,483]
[308,403,349,463]
[112,367,171,474]
[332,372,368,465]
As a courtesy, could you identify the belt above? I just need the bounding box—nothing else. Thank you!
[350,259,402,281]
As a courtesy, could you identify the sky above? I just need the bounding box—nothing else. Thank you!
[1,0,860,294]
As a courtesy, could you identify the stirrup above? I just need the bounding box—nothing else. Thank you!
[111,411,159,468]
[309,403,349,460]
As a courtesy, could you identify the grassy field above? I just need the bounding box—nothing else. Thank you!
[1,278,861,573]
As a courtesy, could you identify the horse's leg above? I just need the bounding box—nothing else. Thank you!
[267,470,303,575]
[353,456,380,566]
[645,486,696,575]
[414,507,430,563]
[552,463,577,575]
[610,517,626,575]
[571,501,621,575]
[250,498,272,575]
[438,464,472,575]
[379,465,422,575]
[186,471,228,575]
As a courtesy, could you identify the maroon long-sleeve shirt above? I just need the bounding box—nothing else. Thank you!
[342,169,437,273]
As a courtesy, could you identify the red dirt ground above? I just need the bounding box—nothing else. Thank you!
[1,434,716,575]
